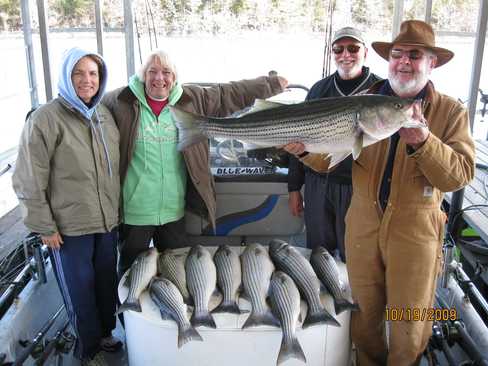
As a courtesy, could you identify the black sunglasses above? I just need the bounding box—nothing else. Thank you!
[332,44,361,55]
[390,48,424,60]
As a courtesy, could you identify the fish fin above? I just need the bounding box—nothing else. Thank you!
[177,325,203,348]
[352,133,363,160]
[169,106,207,150]
[328,152,351,169]
[212,300,242,314]
[334,299,360,315]
[242,309,280,329]
[277,337,307,365]
[239,289,250,302]
[241,141,269,150]
[158,309,173,320]
[250,99,286,113]
[123,269,131,287]
[303,308,340,328]
[116,299,141,314]
[191,311,217,329]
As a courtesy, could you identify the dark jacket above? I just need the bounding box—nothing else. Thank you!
[288,67,381,192]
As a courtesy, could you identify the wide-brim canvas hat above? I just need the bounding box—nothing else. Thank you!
[372,20,454,67]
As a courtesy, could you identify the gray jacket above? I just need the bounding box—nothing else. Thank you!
[12,98,120,236]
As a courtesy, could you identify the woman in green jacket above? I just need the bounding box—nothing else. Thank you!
[103,49,287,277]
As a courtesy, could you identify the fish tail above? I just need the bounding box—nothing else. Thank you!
[277,336,307,365]
[303,308,340,328]
[212,300,242,314]
[169,106,207,150]
[334,299,360,315]
[191,310,217,329]
[116,299,141,314]
[177,324,203,348]
[242,309,280,329]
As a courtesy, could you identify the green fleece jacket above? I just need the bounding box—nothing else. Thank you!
[123,76,186,225]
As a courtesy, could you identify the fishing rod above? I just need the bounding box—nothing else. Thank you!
[434,294,488,365]
[12,306,64,366]
[146,0,158,48]
[133,11,143,65]
[144,0,153,51]
[35,319,72,366]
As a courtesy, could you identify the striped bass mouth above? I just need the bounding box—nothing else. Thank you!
[269,239,288,253]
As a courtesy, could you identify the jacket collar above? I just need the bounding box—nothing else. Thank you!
[118,86,138,104]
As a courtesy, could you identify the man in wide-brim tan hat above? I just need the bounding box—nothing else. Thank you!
[283,19,475,365]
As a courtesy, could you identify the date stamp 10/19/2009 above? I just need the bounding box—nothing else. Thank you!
[385,307,458,322]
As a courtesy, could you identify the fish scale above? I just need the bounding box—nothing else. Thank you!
[282,251,322,313]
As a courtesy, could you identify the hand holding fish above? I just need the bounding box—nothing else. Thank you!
[282,142,306,157]
[277,76,288,90]
[399,100,429,150]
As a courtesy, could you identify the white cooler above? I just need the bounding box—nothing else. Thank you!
[118,246,352,366]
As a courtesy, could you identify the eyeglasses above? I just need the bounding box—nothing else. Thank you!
[390,48,424,60]
[332,44,361,55]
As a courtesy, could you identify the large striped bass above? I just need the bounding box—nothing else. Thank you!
[170,95,421,167]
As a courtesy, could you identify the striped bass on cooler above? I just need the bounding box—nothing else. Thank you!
[310,246,359,315]
[158,249,191,304]
[185,245,217,328]
[241,243,279,328]
[269,271,306,365]
[149,276,203,348]
[212,244,243,314]
[117,247,159,314]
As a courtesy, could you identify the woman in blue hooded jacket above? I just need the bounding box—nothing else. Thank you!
[13,48,121,365]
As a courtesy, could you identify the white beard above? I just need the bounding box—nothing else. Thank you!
[389,63,430,96]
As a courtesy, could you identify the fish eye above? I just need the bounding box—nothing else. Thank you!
[394,103,403,109]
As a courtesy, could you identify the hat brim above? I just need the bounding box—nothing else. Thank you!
[332,35,365,45]
[372,41,454,67]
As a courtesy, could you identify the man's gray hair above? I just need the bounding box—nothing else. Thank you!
[137,50,178,82]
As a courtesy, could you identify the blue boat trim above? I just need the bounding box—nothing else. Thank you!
[203,195,279,236]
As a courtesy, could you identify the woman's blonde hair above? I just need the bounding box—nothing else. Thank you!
[137,50,178,82]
